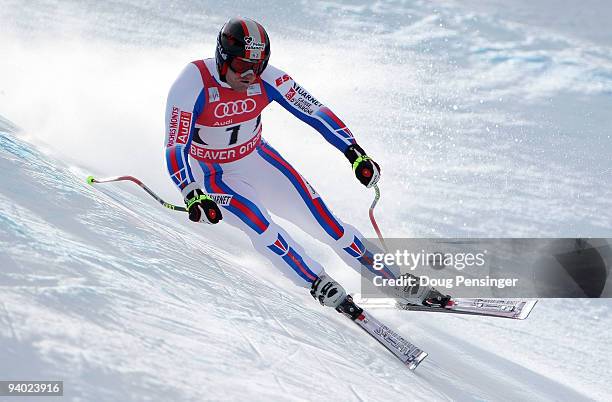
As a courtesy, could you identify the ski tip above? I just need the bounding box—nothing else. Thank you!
[408,351,428,370]
[86,175,96,185]
[516,299,538,320]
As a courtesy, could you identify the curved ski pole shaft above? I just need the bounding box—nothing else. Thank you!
[369,184,389,252]
[86,175,187,212]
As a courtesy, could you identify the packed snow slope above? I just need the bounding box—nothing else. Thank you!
[1,123,610,401]
[1,0,611,401]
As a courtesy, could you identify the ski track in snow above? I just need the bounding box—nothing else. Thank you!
[1,0,611,401]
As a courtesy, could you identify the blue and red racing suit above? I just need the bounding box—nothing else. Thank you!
[164,58,396,287]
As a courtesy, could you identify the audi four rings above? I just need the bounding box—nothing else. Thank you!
[214,99,257,118]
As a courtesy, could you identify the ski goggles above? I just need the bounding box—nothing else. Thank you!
[229,57,267,76]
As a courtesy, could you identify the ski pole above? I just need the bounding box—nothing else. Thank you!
[86,175,187,212]
[369,184,389,252]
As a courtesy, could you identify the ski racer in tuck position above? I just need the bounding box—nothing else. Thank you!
[164,17,448,309]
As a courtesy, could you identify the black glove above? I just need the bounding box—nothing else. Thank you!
[185,189,222,224]
[344,144,381,188]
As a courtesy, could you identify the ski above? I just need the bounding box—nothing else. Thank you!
[336,296,428,370]
[397,298,538,320]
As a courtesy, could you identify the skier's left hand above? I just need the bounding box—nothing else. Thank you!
[344,144,381,188]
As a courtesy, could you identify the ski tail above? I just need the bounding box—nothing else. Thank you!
[337,296,428,370]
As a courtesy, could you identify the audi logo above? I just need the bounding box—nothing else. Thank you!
[214,99,257,118]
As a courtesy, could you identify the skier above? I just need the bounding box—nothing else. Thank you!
[164,17,446,309]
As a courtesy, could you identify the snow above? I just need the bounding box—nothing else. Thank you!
[1,1,611,401]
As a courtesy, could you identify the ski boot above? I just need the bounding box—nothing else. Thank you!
[310,274,347,308]
[391,273,452,308]
[422,288,452,308]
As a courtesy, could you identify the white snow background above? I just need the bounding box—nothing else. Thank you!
[1,1,611,401]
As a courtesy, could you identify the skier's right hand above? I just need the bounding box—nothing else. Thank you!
[185,189,222,224]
